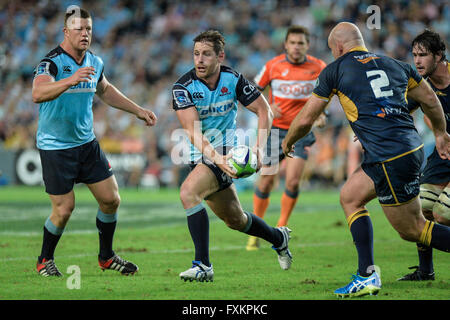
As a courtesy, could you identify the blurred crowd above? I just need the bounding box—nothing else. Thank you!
[0,0,448,188]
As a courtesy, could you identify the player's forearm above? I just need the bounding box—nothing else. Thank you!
[285,95,328,147]
[422,100,447,136]
[32,78,73,103]
[187,127,222,164]
[255,106,273,152]
[285,105,316,148]
[99,83,142,115]
[285,120,312,149]
[409,80,447,136]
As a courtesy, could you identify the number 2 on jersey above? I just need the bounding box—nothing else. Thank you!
[366,70,393,98]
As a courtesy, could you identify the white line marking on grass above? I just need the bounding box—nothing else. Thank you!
[0,239,400,262]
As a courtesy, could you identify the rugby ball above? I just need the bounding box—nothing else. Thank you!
[227,145,257,178]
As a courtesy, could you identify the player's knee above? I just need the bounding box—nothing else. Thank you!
[397,229,421,242]
[284,179,300,194]
[395,219,424,243]
[179,184,200,208]
[52,204,74,223]
[340,189,369,213]
[222,207,246,230]
[224,214,246,230]
[339,188,354,208]
[258,175,275,194]
[99,193,121,212]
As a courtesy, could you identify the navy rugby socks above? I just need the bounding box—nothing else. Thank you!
[242,211,284,248]
[96,209,117,260]
[420,220,450,253]
[39,217,64,262]
[416,243,434,274]
[347,210,375,277]
[186,204,210,267]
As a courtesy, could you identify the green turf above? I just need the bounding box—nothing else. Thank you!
[0,185,448,300]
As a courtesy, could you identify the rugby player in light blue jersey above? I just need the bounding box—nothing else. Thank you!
[32,7,157,277]
[397,30,450,282]
[282,22,450,298]
[172,30,292,282]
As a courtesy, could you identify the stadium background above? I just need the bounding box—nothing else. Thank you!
[0,0,448,190]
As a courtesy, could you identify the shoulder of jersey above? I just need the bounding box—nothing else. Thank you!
[220,65,240,78]
[44,46,64,60]
[174,68,196,87]
[266,54,287,66]
[86,49,104,64]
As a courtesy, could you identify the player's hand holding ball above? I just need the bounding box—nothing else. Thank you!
[227,145,258,179]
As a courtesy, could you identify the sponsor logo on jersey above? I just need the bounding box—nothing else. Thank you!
[198,99,234,118]
[243,83,257,96]
[272,80,315,99]
[372,106,405,118]
[354,53,380,64]
[373,107,386,118]
[67,80,97,93]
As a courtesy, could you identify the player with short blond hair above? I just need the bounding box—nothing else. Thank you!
[33,6,157,277]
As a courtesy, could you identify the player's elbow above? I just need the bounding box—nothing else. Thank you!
[32,89,44,104]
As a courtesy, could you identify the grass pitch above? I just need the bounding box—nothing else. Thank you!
[0,185,448,301]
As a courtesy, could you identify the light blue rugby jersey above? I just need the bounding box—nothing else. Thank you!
[172,65,261,162]
[33,46,104,150]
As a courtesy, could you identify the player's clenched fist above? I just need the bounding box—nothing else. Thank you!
[136,107,158,127]
[69,66,96,86]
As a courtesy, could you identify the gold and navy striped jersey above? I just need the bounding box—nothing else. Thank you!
[313,47,424,163]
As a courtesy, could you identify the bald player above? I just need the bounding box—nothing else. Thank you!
[282,22,450,298]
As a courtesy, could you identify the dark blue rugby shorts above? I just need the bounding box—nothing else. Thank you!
[362,146,424,206]
[420,147,450,185]
[263,126,316,166]
[39,139,113,195]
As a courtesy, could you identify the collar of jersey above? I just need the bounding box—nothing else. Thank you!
[348,46,368,53]
[58,45,87,66]
[192,67,222,91]
[285,54,308,65]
